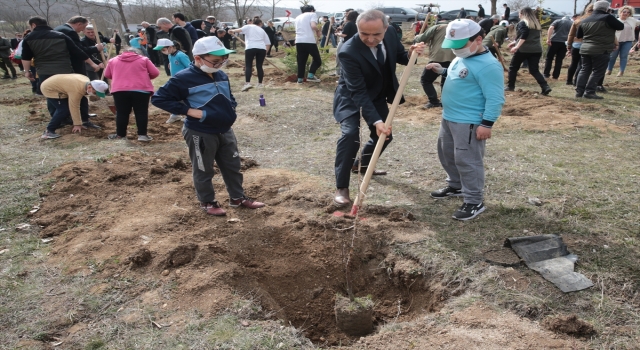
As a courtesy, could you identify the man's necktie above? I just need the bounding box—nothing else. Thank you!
[376,43,384,65]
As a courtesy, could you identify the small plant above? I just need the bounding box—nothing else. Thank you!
[85,339,106,350]
[280,46,333,76]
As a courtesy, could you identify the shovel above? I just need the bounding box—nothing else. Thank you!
[349,50,420,216]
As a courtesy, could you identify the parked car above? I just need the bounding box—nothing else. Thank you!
[220,21,239,29]
[333,12,345,26]
[269,17,295,31]
[376,7,427,22]
[439,9,482,21]
[508,8,563,24]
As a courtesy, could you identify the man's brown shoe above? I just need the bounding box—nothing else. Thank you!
[229,196,265,209]
[200,201,227,216]
[334,188,351,206]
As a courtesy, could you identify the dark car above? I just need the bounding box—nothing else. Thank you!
[440,9,481,20]
[376,7,427,22]
[508,8,564,24]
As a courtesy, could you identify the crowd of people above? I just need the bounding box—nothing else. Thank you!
[0,0,631,219]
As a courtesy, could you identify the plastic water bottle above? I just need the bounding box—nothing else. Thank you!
[259,94,266,107]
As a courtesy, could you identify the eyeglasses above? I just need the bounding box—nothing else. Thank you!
[622,10,631,13]
[201,56,228,68]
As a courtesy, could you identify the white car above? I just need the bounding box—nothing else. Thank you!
[268,17,295,31]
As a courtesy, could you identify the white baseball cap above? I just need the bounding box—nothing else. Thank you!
[153,38,175,50]
[192,36,235,56]
[442,19,483,49]
[90,80,109,98]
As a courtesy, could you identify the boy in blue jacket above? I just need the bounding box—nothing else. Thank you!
[151,36,265,216]
[425,19,505,221]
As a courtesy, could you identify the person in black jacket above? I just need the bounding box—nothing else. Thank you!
[141,22,160,66]
[263,21,277,56]
[80,25,110,81]
[54,16,103,76]
[479,15,501,34]
[458,8,467,19]
[332,10,424,206]
[503,4,510,20]
[478,4,485,19]
[156,17,193,61]
[575,0,624,99]
[191,20,208,39]
[113,29,122,55]
[216,29,233,50]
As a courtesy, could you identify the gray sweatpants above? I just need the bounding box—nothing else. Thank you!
[182,126,244,203]
[437,119,486,204]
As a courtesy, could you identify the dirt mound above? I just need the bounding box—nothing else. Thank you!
[32,153,448,345]
[397,91,629,133]
[542,314,596,337]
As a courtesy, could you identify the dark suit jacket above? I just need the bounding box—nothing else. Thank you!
[11,38,21,50]
[54,24,91,74]
[333,26,410,125]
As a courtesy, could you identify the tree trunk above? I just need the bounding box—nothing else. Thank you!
[491,0,498,16]
[115,0,128,31]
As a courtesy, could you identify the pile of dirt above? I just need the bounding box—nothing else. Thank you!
[398,91,630,132]
[542,314,596,337]
[32,153,448,345]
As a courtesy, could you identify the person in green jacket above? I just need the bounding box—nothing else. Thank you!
[483,20,508,58]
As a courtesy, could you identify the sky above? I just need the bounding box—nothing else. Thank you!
[273,0,592,16]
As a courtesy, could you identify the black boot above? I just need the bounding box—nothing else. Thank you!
[541,84,552,96]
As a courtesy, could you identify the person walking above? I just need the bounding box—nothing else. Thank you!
[505,7,552,95]
[229,18,270,91]
[426,19,505,220]
[606,5,637,77]
[0,36,17,79]
[294,5,322,84]
[264,21,277,57]
[575,0,623,99]
[566,5,594,86]
[332,10,424,206]
[151,36,266,216]
[477,4,485,19]
[503,3,511,21]
[153,38,190,123]
[103,48,159,141]
[543,16,572,79]
[415,22,455,109]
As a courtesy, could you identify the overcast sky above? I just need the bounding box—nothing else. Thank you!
[274,0,592,16]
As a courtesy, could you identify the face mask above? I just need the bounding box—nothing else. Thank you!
[452,41,477,58]
[200,65,219,73]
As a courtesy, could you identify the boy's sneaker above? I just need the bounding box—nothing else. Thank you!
[200,201,227,216]
[41,130,61,139]
[166,114,182,123]
[137,135,153,142]
[107,134,124,140]
[452,202,485,221]
[83,121,101,129]
[256,83,264,88]
[307,76,321,83]
[241,83,253,92]
[430,186,462,199]
[229,196,265,209]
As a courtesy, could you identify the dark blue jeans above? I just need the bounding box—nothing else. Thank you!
[46,98,71,133]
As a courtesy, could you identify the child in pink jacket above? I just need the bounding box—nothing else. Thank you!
[104,47,160,141]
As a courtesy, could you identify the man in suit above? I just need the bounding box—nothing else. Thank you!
[54,16,104,76]
[333,10,424,206]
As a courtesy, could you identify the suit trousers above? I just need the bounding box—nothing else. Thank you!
[182,126,244,203]
[420,61,450,104]
[335,100,392,189]
[437,119,486,205]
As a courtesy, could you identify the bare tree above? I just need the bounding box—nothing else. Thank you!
[202,0,226,18]
[181,0,207,19]
[506,0,538,12]
[230,0,256,27]
[0,1,31,32]
[490,0,497,16]
[25,0,60,23]
[79,0,129,30]
[266,0,283,20]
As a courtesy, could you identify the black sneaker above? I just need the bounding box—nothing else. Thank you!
[504,86,515,92]
[431,186,462,199]
[452,202,485,221]
[422,102,442,109]
[83,121,101,129]
[583,93,603,100]
[596,86,607,93]
[541,86,552,95]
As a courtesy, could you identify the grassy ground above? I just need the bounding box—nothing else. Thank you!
[1,45,639,349]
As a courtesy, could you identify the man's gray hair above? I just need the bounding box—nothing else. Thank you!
[157,17,172,26]
[491,14,501,20]
[593,0,610,12]
[356,9,388,27]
